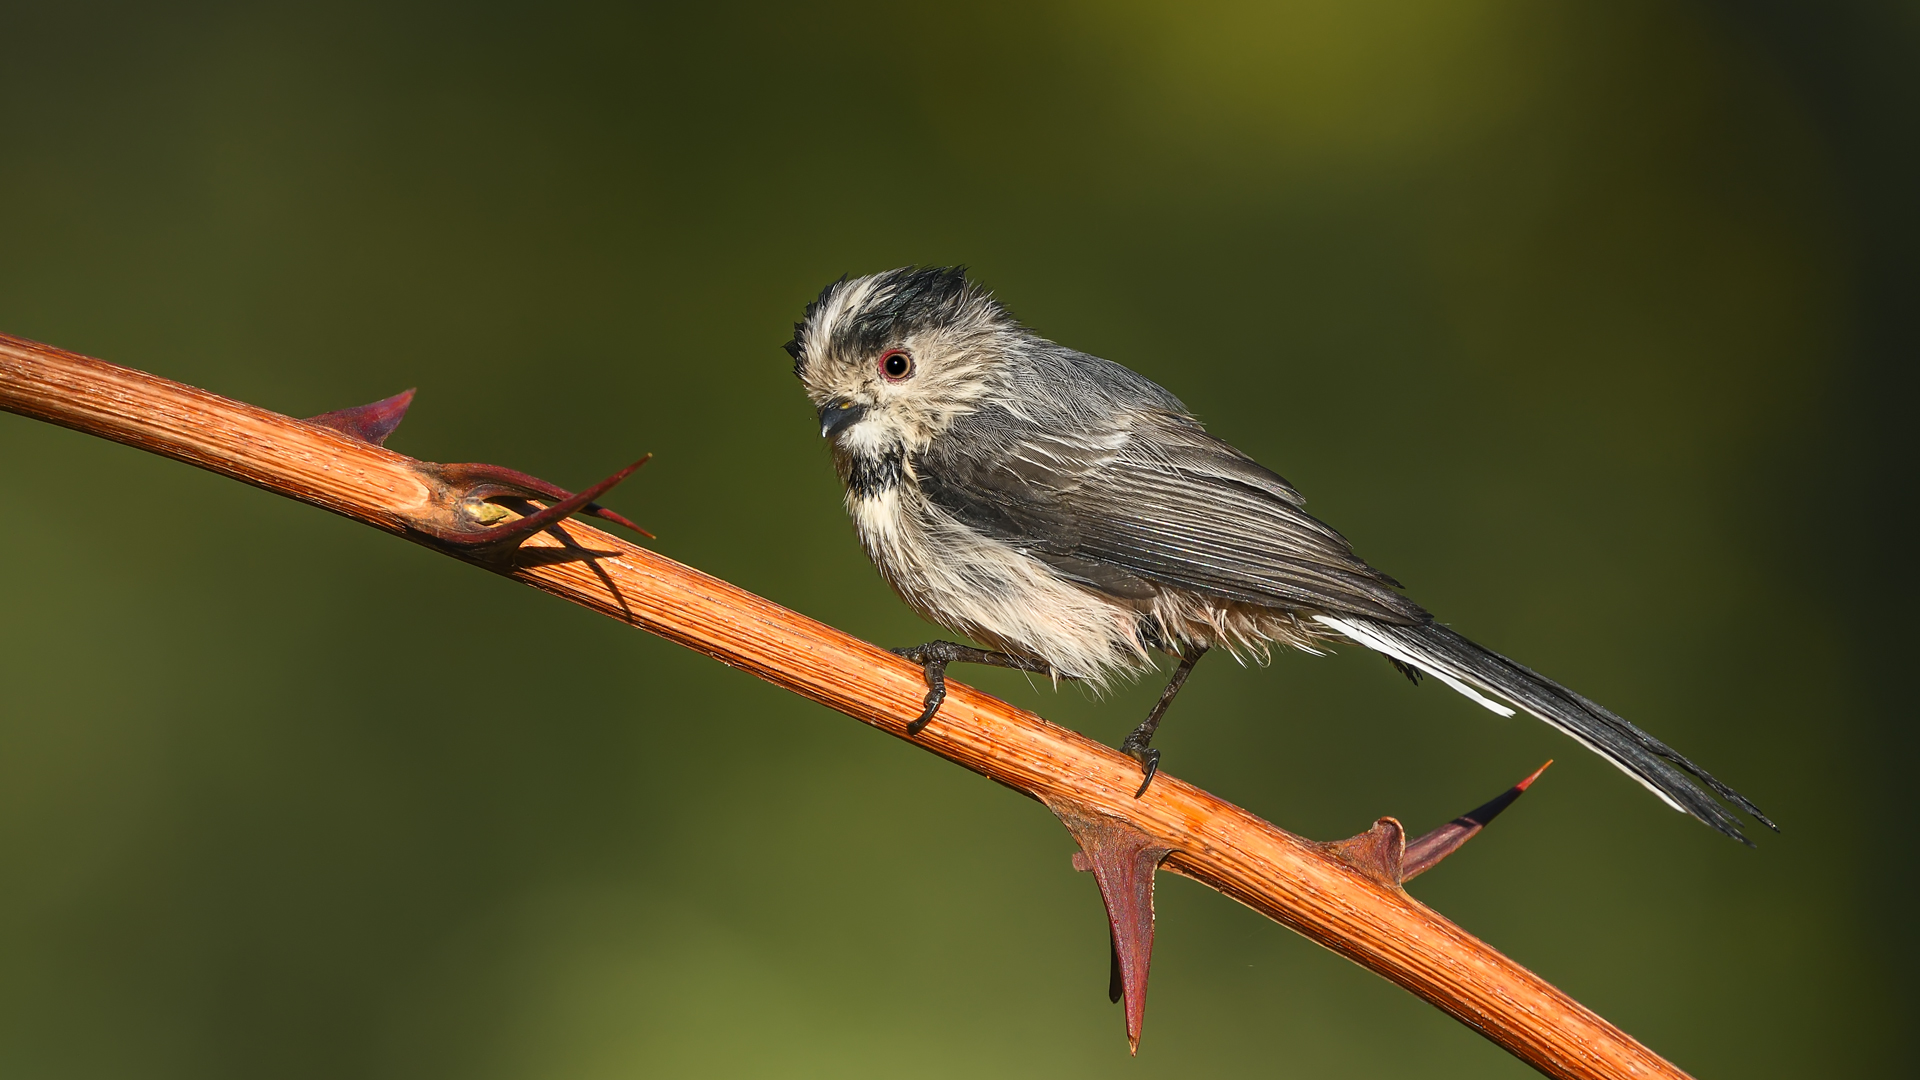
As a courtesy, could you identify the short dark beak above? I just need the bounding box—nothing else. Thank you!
[818,398,868,439]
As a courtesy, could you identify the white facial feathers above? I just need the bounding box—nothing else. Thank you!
[790,267,1027,454]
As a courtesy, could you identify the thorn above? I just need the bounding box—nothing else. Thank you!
[1512,759,1552,792]
[306,389,415,446]
[438,457,655,540]
[1051,801,1172,1055]
[422,456,653,556]
[1403,761,1552,882]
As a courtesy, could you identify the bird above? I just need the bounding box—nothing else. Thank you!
[785,265,1774,844]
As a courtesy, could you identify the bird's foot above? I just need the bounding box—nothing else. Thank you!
[889,641,1053,736]
[1114,647,1207,799]
[1119,737,1161,798]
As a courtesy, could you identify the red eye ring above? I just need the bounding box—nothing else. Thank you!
[879,349,914,382]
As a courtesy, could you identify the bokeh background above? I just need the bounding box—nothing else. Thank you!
[1,2,1913,1077]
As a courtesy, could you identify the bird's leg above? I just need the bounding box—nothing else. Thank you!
[1119,647,1209,798]
[890,641,1056,736]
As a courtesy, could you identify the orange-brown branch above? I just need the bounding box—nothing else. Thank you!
[0,331,1689,1080]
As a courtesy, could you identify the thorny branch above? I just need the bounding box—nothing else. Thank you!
[0,331,1690,1079]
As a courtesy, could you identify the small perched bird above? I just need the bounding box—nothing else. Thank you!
[787,266,1774,844]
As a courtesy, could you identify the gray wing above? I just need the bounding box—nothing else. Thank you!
[916,404,1425,625]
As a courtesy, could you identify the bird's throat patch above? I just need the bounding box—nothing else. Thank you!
[847,449,904,498]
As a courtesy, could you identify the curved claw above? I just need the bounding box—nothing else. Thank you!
[1130,748,1160,799]
[906,697,942,736]
[902,655,948,735]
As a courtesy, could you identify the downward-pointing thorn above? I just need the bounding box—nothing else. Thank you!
[1053,801,1171,1055]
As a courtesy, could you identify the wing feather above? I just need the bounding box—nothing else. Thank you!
[917,406,1423,624]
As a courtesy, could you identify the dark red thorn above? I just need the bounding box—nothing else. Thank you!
[1052,801,1172,1056]
[1323,761,1553,889]
[306,389,415,446]
[434,458,655,539]
[423,456,653,555]
[1403,760,1552,882]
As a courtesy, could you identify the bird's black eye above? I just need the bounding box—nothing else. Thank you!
[880,349,913,382]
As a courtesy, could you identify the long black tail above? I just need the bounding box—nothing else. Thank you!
[1316,615,1776,845]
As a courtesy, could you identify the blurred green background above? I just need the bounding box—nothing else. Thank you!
[1,2,1913,1077]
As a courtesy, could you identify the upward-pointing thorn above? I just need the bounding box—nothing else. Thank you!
[1403,761,1552,882]
[307,389,416,446]
[1325,762,1554,889]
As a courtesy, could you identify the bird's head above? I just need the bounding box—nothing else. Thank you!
[786,266,1023,459]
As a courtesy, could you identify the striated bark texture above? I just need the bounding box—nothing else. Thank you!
[0,330,1689,1079]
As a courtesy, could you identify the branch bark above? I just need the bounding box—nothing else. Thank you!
[0,331,1689,1080]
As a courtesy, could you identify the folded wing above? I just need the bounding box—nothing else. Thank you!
[916,406,1425,625]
